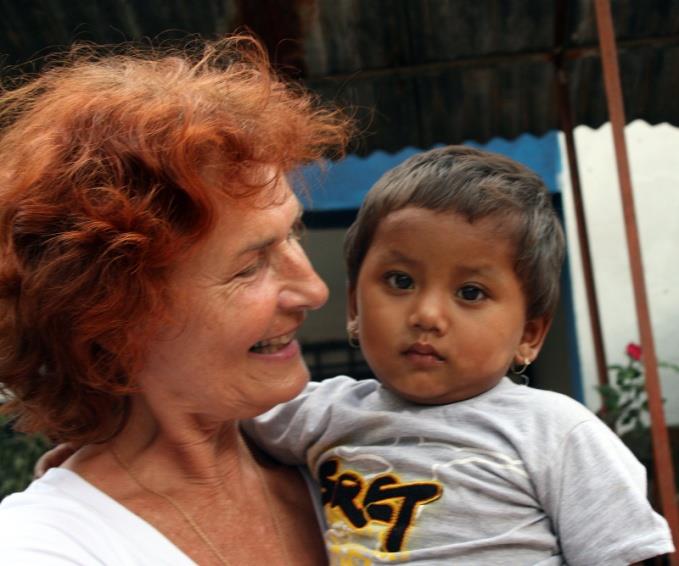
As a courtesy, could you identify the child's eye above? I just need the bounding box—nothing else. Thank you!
[457,285,486,302]
[384,272,414,290]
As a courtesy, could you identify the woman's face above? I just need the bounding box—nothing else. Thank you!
[138,176,328,421]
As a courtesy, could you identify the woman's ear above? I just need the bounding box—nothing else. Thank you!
[515,315,552,364]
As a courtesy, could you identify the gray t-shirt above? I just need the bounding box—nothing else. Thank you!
[244,376,674,565]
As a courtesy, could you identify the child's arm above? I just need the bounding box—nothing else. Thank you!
[539,418,674,565]
[241,375,357,468]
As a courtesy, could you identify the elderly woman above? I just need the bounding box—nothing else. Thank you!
[0,37,349,564]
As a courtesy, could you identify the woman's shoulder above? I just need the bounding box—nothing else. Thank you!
[1,468,93,517]
[0,469,112,560]
[0,468,195,564]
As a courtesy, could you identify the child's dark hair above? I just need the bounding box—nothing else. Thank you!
[344,145,566,320]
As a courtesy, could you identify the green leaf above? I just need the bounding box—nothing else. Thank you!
[660,361,679,373]
[0,413,52,500]
[597,387,621,410]
[622,408,640,425]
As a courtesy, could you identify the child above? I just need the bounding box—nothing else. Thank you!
[244,146,674,565]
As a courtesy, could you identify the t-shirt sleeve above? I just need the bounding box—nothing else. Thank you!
[242,376,357,467]
[0,507,106,565]
[540,418,674,565]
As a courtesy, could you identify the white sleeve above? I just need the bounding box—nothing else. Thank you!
[242,376,358,467]
[541,419,674,565]
[0,510,106,565]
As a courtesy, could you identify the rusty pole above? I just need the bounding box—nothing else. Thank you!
[594,0,679,554]
[553,0,609,388]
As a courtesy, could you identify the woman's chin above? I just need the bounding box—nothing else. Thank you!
[250,364,310,414]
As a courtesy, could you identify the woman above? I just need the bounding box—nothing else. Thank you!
[0,36,350,564]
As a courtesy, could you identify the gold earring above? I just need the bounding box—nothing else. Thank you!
[347,321,360,349]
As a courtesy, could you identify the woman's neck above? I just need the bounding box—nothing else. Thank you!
[63,394,326,566]
[69,393,244,490]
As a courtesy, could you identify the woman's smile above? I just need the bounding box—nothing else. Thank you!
[250,329,296,353]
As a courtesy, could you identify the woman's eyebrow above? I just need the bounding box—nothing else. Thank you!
[237,237,277,257]
[236,200,303,257]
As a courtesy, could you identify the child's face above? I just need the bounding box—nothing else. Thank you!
[348,206,549,404]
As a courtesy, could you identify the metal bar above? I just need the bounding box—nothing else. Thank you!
[594,0,679,555]
[554,73,609,387]
[305,33,679,83]
[553,0,609,388]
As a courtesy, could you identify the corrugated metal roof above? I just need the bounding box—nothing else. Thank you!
[1,0,678,152]
[300,0,679,151]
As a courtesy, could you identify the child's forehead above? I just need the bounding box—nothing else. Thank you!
[371,207,519,262]
[376,206,518,241]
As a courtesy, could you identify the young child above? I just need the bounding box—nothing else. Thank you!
[244,146,674,565]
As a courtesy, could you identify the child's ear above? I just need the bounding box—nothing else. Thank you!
[515,315,552,365]
[346,286,358,329]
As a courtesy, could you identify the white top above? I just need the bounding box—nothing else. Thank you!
[0,468,195,565]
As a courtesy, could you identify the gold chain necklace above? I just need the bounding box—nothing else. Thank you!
[239,434,294,566]
[110,445,230,565]
[110,436,292,566]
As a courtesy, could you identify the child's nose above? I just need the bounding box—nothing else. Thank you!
[408,292,450,335]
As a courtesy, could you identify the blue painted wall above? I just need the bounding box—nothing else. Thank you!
[301,131,561,211]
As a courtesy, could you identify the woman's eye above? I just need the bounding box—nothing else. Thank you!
[385,272,414,290]
[235,265,258,278]
[235,257,264,278]
[288,219,305,242]
[457,285,486,302]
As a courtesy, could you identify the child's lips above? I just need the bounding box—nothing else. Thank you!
[402,343,445,364]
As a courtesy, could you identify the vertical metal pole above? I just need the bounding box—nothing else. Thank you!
[594,0,679,554]
[556,89,609,388]
[553,0,609,389]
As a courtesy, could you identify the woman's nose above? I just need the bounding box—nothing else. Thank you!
[278,242,329,311]
[408,292,449,335]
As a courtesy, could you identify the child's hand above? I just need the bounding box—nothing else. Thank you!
[33,442,78,478]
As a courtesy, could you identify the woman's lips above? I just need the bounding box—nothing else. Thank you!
[249,330,301,360]
[250,330,296,353]
[249,338,301,361]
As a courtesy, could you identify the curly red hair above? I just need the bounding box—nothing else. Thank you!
[0,36,350,443]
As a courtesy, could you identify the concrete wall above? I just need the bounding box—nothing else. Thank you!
[560,121,679,421]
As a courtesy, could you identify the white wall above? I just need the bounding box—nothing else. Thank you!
[560,121,679,422]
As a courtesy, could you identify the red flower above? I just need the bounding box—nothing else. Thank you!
[626,342,642,361]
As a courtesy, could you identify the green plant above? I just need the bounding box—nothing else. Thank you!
[0,412,52,500]
[597,342,679,463]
